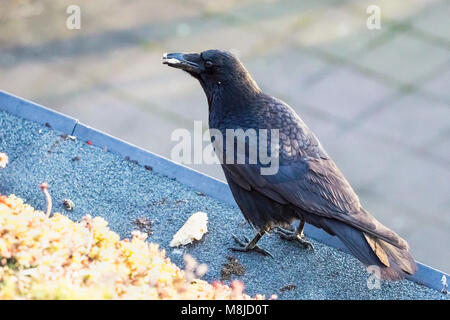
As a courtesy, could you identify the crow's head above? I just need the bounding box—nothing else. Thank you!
[163,49,260,102]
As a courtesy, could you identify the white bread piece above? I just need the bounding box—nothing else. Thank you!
[170,212,208,247]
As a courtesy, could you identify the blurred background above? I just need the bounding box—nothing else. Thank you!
[0,0,449,272]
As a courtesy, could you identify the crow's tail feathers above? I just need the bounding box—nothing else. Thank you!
[322,219,417,280]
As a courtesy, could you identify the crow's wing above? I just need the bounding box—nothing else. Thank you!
[223,157,406,249]
[222,154,362,221]
[221,99,407,249]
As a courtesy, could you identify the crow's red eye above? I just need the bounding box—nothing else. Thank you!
[205,60,213,68]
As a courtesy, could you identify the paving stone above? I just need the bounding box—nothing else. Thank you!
[296,112,341,146]
[297,66,396,120]
[440,198,450,226]
[227,0,327,24]
[412,1,450,42]
[407,223,450,273]
[348,0,442,21]
[356,31,449,85]
[370,148,450,224]
[0,0,207,48]
[293,5,385,60]
[246,48,331,97]
[56,90,178,156]
[316,28,385,61]
[321,128,402,190]
[428,136,450,165]
[360,195,419,240]
[360,93,450,148]
[423,64,450,102]
[165,22,269,58]
[0,60,74,104]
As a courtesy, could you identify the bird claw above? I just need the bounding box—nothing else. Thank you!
[230,234,274,258]
[231,234,250,247]
[274,227,294,238]
[274,227,314,250]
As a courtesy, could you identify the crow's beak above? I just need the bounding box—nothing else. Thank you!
[162,52,201,74]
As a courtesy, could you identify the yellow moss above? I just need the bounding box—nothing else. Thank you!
[0,194,262,300]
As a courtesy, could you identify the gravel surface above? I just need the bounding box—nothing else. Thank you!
[0,110,447,300]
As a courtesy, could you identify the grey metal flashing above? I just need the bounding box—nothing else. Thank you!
[0,89,448,293]
[0,91,78,135]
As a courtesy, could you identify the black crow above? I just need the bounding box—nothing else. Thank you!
[163,50,417,280]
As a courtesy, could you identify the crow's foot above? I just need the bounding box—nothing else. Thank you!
[274,227,314,250]
[230,234,274,258]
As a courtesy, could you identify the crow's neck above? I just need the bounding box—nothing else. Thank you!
[203,75,261,118]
